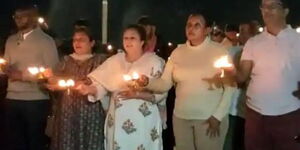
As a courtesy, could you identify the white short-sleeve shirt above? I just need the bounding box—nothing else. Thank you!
[241,27,300,115]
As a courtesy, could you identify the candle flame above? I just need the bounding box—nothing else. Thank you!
[58,80,66,87]
[220,69,225,78]
[28,67,39,75]
[0,58,6,64]
[123,75,132,81]
[66,79,75,87]
[58,79,75,87]
[39,67,46,73]
[132,72,139,80]
[214,56,233,68]
[107,44,113,51]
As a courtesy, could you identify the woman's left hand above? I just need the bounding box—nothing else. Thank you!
[116,90,155,103]
[116,90,138,100]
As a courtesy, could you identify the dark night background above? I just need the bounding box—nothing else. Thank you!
[0,0,300,48]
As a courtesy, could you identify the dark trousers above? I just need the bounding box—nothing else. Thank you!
[162,87,176,150]
[224,115,245,150]
[245,107,300,150]
[5,99,50,150]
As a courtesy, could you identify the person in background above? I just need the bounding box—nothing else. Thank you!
[223,21,258,150]
[138,15,176,150]
[3,4,59,150]
[221,24,239,49]
[211,25,225,43]
[137,16,170,60]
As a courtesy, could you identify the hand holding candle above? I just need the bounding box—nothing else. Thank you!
[27,66,47,79]
[123,72,144,90]
[27,66,49,83]
[58,79,75,94]
[213,55,236,87]
[214,56,233,78]
[0,58,7,74]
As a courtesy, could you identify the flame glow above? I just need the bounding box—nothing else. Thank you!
[58,79,75,87]
[132,72,139,80]
[0,58,6,64]
[123,75,132,81]
[66,79,75,87]
[58,80,66,87]
[28,67,39,75]
[214,56,233,68]
[39,67,46,73]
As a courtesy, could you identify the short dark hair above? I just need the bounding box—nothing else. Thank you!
[123,24,147,42]
[137,16,154,26]
[188,12,212,27]
[239,21,259,35]
[73,19,90,28]
[225,24,239,33]
[73,27,94,41]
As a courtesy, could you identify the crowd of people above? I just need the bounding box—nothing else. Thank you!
[1,0,300,150]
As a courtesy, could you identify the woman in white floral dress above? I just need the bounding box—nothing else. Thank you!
[77,24,167,150]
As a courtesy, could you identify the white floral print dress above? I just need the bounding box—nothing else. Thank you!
[88,52,167,150]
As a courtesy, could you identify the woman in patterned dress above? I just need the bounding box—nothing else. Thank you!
[77,24,167,150]
[46,27,106,150]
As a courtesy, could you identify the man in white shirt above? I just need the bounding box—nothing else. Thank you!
[236,0,300,149]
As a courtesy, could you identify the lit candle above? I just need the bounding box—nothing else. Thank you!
[297,27,300,33]
[58,80,67,87]
[123,75,132,81]
[39,67,45,73]
[58,79,75,95]
[28,67,40,75]
[107,44,113,51]
[214,56,233,78]
[258,26,264,33]
[0,58,7,73]
[123,72,141,90]
[38,67,46,79]
[0,58,6,64]
[38,17,45,24]
[132,72,139,80]
[27,66,46,80]
[66,79,75,87]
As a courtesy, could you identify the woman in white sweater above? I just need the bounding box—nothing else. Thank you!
[140,13,236,150]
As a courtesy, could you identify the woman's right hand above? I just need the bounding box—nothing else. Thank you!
[42,68,54,79]
[45,83,65,91]
[136,74,149,87]
[75,83,97,95]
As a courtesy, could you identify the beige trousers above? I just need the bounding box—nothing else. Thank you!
[173,116,229,150]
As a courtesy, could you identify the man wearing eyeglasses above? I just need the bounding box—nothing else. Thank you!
[4,4,59,150]
[236,0,300,149]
